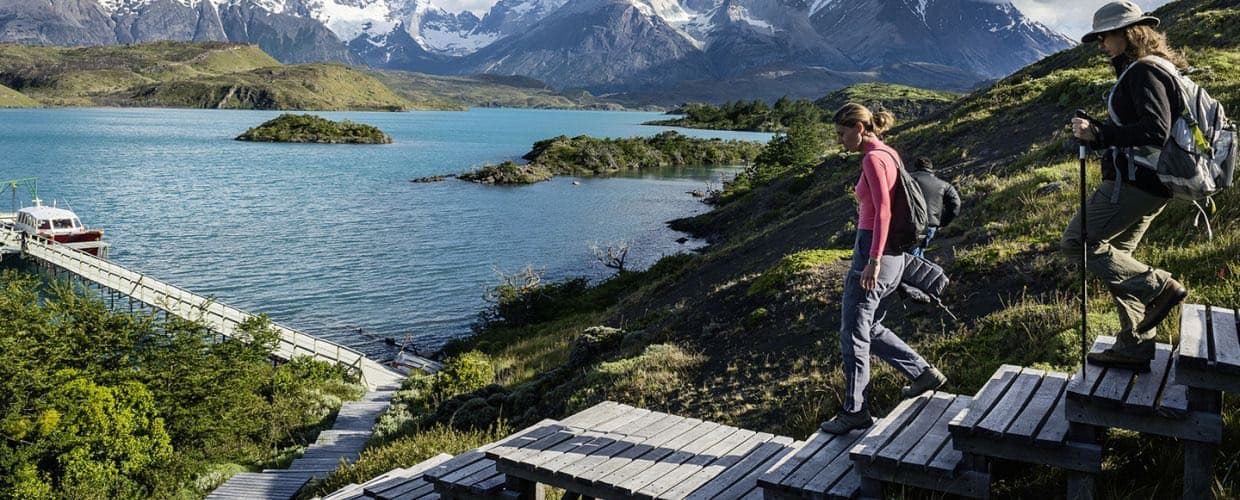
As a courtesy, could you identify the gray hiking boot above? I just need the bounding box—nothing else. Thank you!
[819,410,874,435]
[1087,334,1154,372]
[901,367,947,398]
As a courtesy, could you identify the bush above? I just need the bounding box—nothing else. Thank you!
[433,351,495,399]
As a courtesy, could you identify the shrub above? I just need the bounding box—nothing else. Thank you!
[433,351,495,399]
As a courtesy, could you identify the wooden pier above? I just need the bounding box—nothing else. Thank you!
[6,229,403,389]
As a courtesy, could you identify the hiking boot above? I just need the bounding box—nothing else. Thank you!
[1087,336,1154,372]
[1135,278,1188,333]
[819,410,874,435]
[901,367,947,398]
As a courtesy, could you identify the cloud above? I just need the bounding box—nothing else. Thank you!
[1009,0,1170,40]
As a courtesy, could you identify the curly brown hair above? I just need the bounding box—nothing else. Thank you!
[1122,24,1187,69]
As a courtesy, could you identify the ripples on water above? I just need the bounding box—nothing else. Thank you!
[0,108,770,357]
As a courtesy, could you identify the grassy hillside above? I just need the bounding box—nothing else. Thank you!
[0,42,429,111]
[0,83,36,108]
[815,82,960,124]
[370,70,627,110]
[303,0,1240,496]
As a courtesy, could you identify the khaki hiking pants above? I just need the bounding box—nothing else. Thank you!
[1061,180,1173,349]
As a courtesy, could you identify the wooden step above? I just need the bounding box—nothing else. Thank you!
[323,453,452,500]
[1177,304,1240,392]
[205,471,314,500]
[757,428,866,499]
[484,401,799,499]
[1066,336,1221,443]
[949,365,1101,473]
[849,392,989,499]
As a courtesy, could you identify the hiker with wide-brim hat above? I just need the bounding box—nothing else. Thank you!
[818,103,947,435]
[1065,0,1188,371]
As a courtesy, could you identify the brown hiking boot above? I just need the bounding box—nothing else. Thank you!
[1135,278,1188,333]
[1087,335,1154,372]
[901,367,947,398]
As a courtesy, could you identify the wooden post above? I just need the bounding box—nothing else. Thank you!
[1065,423,1098,500]
[859,477,883,500]
[501,476,543,500]
[1184,388,1220,499]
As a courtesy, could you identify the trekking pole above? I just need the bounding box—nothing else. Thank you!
[1075,110,1091,368]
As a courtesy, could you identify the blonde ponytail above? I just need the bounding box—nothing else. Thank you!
[833,103,896,138]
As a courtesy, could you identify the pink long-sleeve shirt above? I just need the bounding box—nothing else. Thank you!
[856,139,900,259]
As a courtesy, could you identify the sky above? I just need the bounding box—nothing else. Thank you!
[998,0,1169,40]
[434,0,1173,42]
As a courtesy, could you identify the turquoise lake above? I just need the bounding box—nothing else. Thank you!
[0,107,770,357]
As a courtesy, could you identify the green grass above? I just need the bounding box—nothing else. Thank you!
[0,83,36,108]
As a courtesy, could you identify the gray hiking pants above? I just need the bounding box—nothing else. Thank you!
[1061,180,1172,349]
[839,230,931,413]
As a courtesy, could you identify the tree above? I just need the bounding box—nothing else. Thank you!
[589,240,630,274]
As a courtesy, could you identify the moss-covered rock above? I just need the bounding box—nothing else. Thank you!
[235,114,392,144]
[455,161,553,184]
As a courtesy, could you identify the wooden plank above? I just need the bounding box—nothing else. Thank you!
[978,370,1043,437]
[1066,398,1221,443]
[553,413,685,480]
[927,396,973,476]
[646,427,759,499]
[909,395,972,469]
[1156,354,1190,418]
[558,401,630,429]
[657,431,772,499]
[683,436,794,500]
[855,462,990,499]
[629,423,738,497]
[1066,337,1114,401]
[1175,363,1240,393]
[953,434,1102,472]
[707,437,798,499]
[876,392,954,466]
[1092,363,1137,407]
[849,395,929,462]
[799,431,868,496]
[514,430,607,470]
[779,430,863,490]
[586,418,704,486]
[538,416,663,475]
[757,430,835,487]
[609,421,723,494]
[1006,372,1068,442]
[949,365,1021,433]
[1210,306,1240,372]
[523,410,654,472]
[824,464,862,500]
[1179,304,1210,367]
[1118,343,1172,414]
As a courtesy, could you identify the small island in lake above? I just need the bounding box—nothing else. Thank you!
[458,131,763,185]
[236,114,393,144]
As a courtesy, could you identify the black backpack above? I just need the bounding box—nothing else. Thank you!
[876,150,929,255]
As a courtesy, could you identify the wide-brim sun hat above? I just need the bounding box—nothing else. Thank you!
[1081,1,1160,43]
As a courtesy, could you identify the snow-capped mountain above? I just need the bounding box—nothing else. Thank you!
[0,0,1074,98]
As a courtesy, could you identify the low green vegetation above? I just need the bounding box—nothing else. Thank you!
[647,83,958,132]
[236,114,392,144]
[370,71,626,110]
[0,83,37,108]
[458,131,763,184]
[0,42,430,111]
[0,271,363,499]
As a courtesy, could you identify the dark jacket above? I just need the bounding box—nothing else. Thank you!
[910,169,960,228]
[1089,54,1178,198]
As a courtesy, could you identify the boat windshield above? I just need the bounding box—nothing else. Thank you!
[38,220,50,230]
[53,219,73,229]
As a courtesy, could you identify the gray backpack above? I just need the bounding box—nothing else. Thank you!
[1112,56,1236,236]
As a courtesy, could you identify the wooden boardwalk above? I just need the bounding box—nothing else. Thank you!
[485,401,806,499]
[11,229,402,389]
[207,385,398,500]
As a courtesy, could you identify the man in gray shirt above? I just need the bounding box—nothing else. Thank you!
[908,157,960,257]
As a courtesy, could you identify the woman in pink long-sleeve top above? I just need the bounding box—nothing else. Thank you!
[819,103,946,435]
